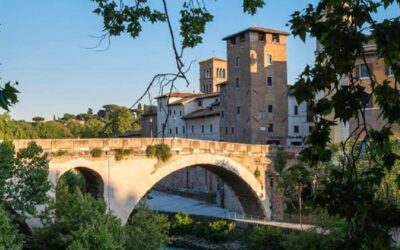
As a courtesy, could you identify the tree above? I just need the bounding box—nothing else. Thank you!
[32,116,44,122]
[87,108,93,115]
[104,107,133,136]
[36,121,72,138]
[0,141,51,225]
[32,182,125,250]
[0,206,23,250]
[124,204,170,250]
[81,118,105,138]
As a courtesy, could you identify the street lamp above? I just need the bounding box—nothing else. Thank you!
[149,117,153,138]
[172,115,176,139]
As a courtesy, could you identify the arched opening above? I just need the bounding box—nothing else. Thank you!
[58,167,104,199]
[136,163,266,218]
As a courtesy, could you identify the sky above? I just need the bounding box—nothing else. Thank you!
[0,0,397,120]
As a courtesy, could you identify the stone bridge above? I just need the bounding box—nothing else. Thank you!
[13,138,299,223]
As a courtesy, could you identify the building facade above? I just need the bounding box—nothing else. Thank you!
[219,27,289,145]
[287,91,313,146]
[199,57,227,93]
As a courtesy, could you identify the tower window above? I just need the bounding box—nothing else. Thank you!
[266,54,272,65]
[259,111,267,120]
[230,38,236,45]
[268,123,273,132]
[268,105,273,113]
[294,125,299,133]
[267,76,273,86]
[294,105,298,115]
[239,33,245,42]
[235,77,239,88]
[235,57,240,68]
[237,106,240,114]
[221,110,224,118]
[258,32,265,41]
[272,34,280,43]
[231,127,235,134]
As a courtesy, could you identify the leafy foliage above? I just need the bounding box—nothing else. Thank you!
[0,141,51,220]
[91,147,103,157]
[32,181,125,249]
[288,0,400,248]
[0,206,23,250]
[124,204,170,250]
[244,226,285,250]
[171,212,193,235]
[0,82,19,111]
[145,144,172,162]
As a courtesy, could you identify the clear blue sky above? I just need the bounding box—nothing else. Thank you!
[0,0,397,120]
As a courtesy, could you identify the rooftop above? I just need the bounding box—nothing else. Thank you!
[183,102,220,120]
[154,92,199,99]
[199,57,227,63]
[222,26,290,40]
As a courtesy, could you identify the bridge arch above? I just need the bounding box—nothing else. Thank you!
[56,166,104,199]
[128,154,269,222]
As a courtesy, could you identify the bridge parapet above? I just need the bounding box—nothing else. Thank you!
[11,138,273,157]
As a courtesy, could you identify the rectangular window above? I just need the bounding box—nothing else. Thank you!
[272,34,280,43]
[210,124,213,132]
[268,123,273,132]
[225,127,228,135]
[267,76,273,86]
[221,111,224,118]
[266,54,272,65]
[268,105,273,113]
[237,106,240,114]
[294,105,298,115]
[231,127,235,134]
[294,125,299,133]
[182,126,185,134]
[201,125,204,133]
[236,77,239,88]
[175,127,178,135]
[360,64,369,78]
[169,128,172,135]
[259,111,267,120]
[388,66,394,76]
[258,32,265,41]
[230,38,236,45]
[192,125,194,133]
[198,100,202,107]
[235,57,240,68]
[173,110,176,115]
[239,33,245,42]
[168,109,171,115]
[179,110,182,116]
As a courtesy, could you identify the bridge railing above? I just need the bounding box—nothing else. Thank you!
[10,138,283,157]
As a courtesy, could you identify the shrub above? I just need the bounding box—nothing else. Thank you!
[206,220,236,242]
[254,168,261,178]
[53,150,68,157]
[146,145,156,158]
[244,226,285,250]
[171,212,193,235]
[90,148,103,157]
[282,230,321,250]
[114,148,133,161]
[145,144,172,162]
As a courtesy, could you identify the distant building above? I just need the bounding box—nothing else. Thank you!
[220,27,290,145]
[141,105,157,138]
[155,92,221,140]
[287,89,313,146]
[199,57,227,93]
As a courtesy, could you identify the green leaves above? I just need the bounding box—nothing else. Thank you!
[243,0,265,15]
[180,4,213,48]
[0,82,19,111]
